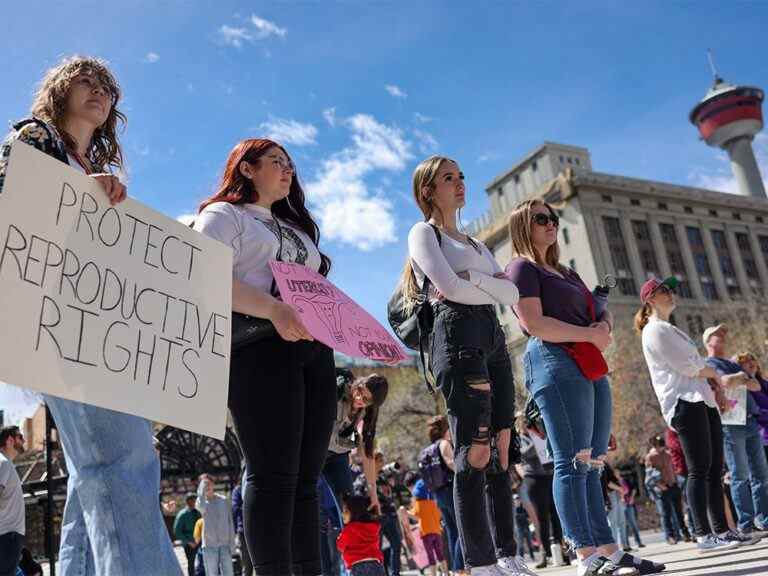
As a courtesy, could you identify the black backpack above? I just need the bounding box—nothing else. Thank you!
[387,225,441,391]
[417,442,450,492]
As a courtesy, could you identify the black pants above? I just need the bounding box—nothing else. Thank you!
[523,474,562,556]
[380,513,402,576]
[671,400,728,537]
[0,532,23,576]
[229,337,337,576]
[431,302,517,568]
[183,543,198,576]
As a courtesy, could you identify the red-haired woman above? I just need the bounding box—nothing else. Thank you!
[194,139,336,576]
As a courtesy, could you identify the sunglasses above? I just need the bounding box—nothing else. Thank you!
[532,213,559,227]
[655,285,675,295]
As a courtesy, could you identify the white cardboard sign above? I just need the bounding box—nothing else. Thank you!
[0,142,232,438]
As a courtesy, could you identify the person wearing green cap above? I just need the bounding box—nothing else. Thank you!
[635,277,739,553]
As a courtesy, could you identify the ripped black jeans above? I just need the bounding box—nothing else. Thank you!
[430,302,517,568]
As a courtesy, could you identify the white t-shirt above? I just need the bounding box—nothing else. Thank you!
[193,202,322,293]
[407,221,519,306]
[0,452,24,535]
[641,317,717,427]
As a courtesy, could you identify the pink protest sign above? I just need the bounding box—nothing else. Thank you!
[269,261,407,364]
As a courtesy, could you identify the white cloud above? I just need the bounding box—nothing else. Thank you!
[250,15,287,38]
[306,114,413,250]
[413,129,438,154]
[177,214,197,226]
[385,84,408,99]
[414,112,432,124]
[218,16,286,48]
[323,107,337,127]
[218,25,252,48]
[477,152,498,164]
[688,134,768,194]
[144,52,160,64]
[259,117,318,146]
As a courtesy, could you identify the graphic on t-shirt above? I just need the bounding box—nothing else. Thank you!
[263,220,309,265]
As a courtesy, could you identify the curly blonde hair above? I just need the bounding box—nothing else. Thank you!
[30,55,125,171]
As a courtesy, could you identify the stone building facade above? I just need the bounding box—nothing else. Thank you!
[470,142,768,378]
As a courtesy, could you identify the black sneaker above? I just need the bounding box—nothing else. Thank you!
[582,556,638,576]
[615,553,666,575]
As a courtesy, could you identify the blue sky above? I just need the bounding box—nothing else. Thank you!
[2,1,768,424]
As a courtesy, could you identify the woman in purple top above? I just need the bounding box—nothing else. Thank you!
[735,352,768,461]
[506,199,662,576]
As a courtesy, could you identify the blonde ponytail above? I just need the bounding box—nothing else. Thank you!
[634,303,652,334]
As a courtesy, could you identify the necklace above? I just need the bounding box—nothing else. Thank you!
[69,150,93,174]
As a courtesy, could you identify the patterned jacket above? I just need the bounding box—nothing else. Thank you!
[0,117,69,195]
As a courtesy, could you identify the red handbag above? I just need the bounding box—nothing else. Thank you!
[562,277,609,381]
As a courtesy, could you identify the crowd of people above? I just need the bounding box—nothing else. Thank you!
[1,53,768,576]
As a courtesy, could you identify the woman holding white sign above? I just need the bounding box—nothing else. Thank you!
[0,56,181,575]
[194,138,336,576]
[404,155,531,576]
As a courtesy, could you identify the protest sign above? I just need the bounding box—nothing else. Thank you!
[269,261,407,364]
[0,142,232,439]
[720,384,747,426]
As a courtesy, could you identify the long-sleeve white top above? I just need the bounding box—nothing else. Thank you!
[641,317,717,427]
[407,221,519,306]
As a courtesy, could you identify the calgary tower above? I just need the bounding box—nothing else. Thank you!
[690,54,766,199]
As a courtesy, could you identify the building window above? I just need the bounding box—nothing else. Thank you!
[659,223,692,299]
[562,227,570,245]
[531,161,538,172]
[684,206,693,214]
[710,229,740,298]
[709,209,718,217]
[702,281,719,301]
[658,202,668,210]
[733,212,742,220]
[631,198,640,206]
[575,158,581,165]
[686,315,705,338]
[602,216,636,295]
[757,215,764,223]
[601,194,613,203]
[687,226,719,299]
[514,174,520,184]
[737,231,763,295]
[567,157,573,164]
[632,220,660,277]
[559,155,564,163]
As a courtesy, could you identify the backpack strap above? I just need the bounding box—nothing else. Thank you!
[417,224,441,395]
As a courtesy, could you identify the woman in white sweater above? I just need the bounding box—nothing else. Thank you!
[404,156,531,576]
[636,276,740,553]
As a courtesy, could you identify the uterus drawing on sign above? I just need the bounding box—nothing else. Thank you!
[292,294,347,344]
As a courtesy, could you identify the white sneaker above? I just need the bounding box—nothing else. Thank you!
[497,556,537,576]
[696,533,740,553]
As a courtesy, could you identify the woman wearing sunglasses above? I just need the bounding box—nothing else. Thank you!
[507,199,662,575]
[635,277,739,554]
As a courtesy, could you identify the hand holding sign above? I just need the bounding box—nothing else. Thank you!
[269,261,407,364]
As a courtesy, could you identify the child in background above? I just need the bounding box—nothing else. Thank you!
[404,475,448,576]
[337,494,385,576]
[193,518,205,576]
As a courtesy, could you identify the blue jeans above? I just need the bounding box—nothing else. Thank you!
[606,492,629,548]
[523,338,614,549]
[435,483,463,571]
[45,395,181,576]
[624,504,642,546]
[722,418,768,530]
[203,545,234,576]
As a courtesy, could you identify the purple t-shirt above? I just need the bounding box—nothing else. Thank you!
[506,257,592,327]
